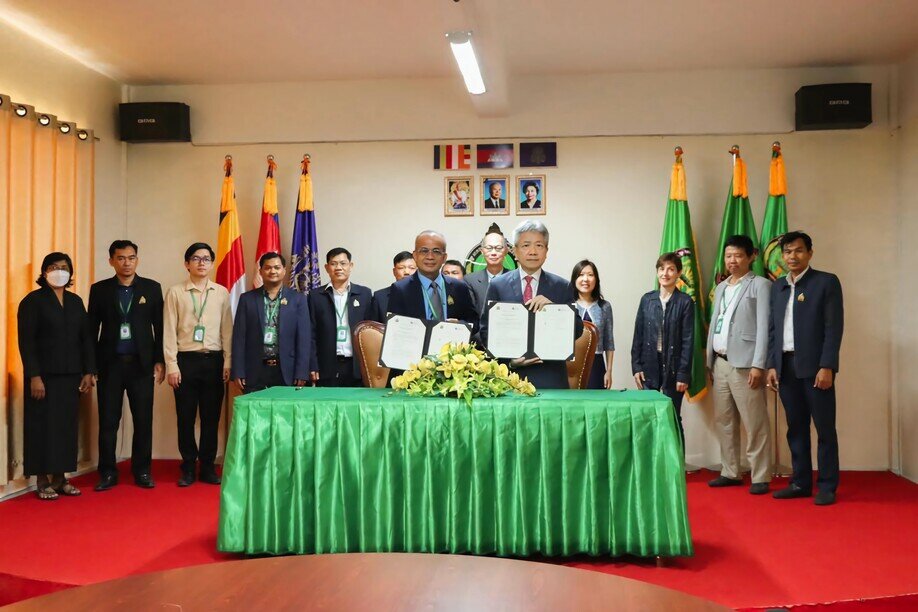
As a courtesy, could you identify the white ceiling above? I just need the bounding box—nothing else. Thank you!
[2,0,917,86]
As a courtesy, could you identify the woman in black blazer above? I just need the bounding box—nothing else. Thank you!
[18,252,96,500]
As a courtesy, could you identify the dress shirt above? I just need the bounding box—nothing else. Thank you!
[657,289,674,352]
[332,284,354,357]
[163,279,233,374]
[115,283,137,355]
[263,288,282,358]
[418,273,447,320]
[782,267,810,352]
[519,269,541,299]
[711,276,746,355]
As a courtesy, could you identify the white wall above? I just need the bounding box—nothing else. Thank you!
[127,65,896,470]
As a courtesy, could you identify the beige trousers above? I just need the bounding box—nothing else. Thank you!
[713,357,772,483]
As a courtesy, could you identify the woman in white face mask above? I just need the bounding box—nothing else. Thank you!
[17,252,97,500]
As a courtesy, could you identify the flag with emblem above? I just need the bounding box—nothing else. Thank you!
[658,147,708,401]
[760,142,789,281]
[290,155,321,293]
[216,157,246,315]
[253,156,281,288]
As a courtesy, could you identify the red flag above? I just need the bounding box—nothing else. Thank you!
[253,156,281,288]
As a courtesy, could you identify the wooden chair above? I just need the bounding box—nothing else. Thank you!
[566,320,599,390]
[353,320,391,388]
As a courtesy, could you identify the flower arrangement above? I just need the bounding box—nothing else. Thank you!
[390,342,536,405]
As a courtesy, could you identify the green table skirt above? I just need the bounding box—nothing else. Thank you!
[217,388,693,557]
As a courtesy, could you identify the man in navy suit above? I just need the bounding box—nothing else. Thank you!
[370,251,416,323]
[479,220,582,389]
[231,252,311,392]
[766,231,844,506]
[387,231,479,335]
[309,247,374,387]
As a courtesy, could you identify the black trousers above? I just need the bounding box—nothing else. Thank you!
[644,352,685,449]
[317,356,361,388]
[174,352,225,473]
[97,355,154,477]
[244,362,286,393]
[779,353,839,493]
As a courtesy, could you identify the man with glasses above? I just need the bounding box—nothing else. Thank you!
[163,242,233,487]
[465,223,513,315]
[309,248,374,387]
[479,220,582,389]
[371,251,416,323]
[88,240,164,491]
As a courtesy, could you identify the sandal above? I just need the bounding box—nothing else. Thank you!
[56,481,82,497]
[37,486,59,500]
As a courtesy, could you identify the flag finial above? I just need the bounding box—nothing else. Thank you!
[674,146,683,163]
[224,155,233,177]
[772,141,782,154]
[729,145,741,157]
[266,155,277,178]
[302,154,311,175]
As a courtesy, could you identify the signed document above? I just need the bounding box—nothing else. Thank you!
[486,303,530,359]
[427,321,472,355]
[533,304,576,360]
[380,315,427,370]
[486,302,576,360]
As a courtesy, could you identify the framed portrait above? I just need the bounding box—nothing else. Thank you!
[479,175,510,216]
[444,176,474,217]
[516,175,546,215]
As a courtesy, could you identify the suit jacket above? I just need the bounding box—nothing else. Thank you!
[387,272,480,335]
[231,287,311,385]
[705,273,771,370]
[479,269,582,389]
[309,283,374,380]
[520,199,542,209]
[767,268,843,378]
[484,198,507,209]
[631,289,694,390]
[88,275,164,372]
[465,267,511,315]
[371,286,392,323]
[19,287,96,378]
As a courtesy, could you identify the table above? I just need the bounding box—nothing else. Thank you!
[218,388,692,558]
[5,554,726,611]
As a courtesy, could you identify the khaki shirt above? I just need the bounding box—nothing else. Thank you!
[163,279,233,374]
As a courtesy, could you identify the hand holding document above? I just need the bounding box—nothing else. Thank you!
[486,302,576,361]
[486,303,530,359]
[380,315,472,370]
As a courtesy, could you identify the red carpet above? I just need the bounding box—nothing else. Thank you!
[1,462,917,609]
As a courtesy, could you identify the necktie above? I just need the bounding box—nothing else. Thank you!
[429,284,443,320]
[523,275,534,303]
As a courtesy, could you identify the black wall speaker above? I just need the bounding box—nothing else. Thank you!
[119,102,191,143]
[795,83,871,131]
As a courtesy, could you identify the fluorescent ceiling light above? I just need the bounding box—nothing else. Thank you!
[447,31,486,95]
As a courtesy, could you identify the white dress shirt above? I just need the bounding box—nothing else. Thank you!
[519,269,541,299]
[712,277,746,355]
[782,267,809,352]
[332,284,353,357]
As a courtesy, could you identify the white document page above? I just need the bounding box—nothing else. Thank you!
[427,321,472,355]
[380,315,427,370]
[486,302,530,359]
[533,304,576,361]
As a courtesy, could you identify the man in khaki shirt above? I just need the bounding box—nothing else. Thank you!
[163,242,232,487]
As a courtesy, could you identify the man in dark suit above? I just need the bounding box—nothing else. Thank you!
[371,251,415,323]
[484,181,507,209]
[387,231,479,336]
[479,221,582,389]
[766,231,844,506]
[309,247,374,387]
[88,240,164,491]
[465,224,513,315]
[232,252,311,393]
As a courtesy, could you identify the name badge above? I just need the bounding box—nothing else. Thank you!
[336,325,348,343]
[713,316,724,334]
[263,326,276,346]
[119,323,132,340]
[193,325,206,343]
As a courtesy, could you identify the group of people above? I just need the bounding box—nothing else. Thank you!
[17,220,843,505]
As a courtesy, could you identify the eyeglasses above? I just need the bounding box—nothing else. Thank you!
[481,245,505,253]
[416,248,445,256]
[190,256,212,264]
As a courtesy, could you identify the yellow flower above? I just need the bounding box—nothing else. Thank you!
[475,361,491,374]
[497,363,509,378]
[466,352,480,365]
[391,375,408,390]
[450,354,468,370]
[404,369,421,383]
[418,358,436,373]
[508,372,520,386]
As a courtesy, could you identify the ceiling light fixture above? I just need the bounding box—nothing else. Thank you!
[446,31,486,95]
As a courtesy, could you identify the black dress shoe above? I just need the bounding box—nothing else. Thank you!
[708,476,743,488]
[199,467,221,485]
[134,473,155,489]
[177,471,196,487]
[772,483,811,499]
[94,474,118,492]
[814,491,836,506]
[749,482,770,495]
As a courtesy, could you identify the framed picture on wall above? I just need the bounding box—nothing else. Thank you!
[479,175,510,216]
[444,176,474,217]
[516,175,546,215]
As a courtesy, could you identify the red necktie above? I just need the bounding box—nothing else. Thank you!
[523,275,534,303]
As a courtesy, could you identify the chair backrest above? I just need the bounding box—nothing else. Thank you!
[353,320,391,388]
[566,320,598,390]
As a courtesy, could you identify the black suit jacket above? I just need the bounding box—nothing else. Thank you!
[484,198,507,209]
[386,272,479,335]
[231,287,311,385]
[479,269,582,389]
[371,286,392,323]
[767,268,844,378]
[309,283,374,380]
[88,275,164,372]
[465,267,513,315]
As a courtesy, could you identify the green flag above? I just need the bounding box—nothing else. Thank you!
[659,149,708,401]
[709,147,764,307]
[760,143,789,281]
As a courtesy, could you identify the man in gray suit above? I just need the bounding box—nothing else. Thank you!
[706,235,773,495]
[465,224,512,314]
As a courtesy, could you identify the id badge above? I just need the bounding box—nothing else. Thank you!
[119,323,132,340]
[263,325,276,346]
[713,316,723,334]
[336,325,348,342]
[193,325,206,343]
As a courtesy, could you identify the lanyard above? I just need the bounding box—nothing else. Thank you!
[421,280,443,321]
[190,287,210,323]
[333,292,348,326]
[264,291,281,322]
[720,279,744,315]
[117,288,133,318]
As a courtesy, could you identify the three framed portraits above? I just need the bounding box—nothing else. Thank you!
[444,175,547,217]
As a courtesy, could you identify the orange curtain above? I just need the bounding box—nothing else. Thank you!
[0,96,95,486]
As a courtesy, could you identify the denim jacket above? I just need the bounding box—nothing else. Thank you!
[630,289,694,390]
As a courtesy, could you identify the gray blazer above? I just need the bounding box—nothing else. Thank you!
[706,272,772,369]
[464,267,511,315]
